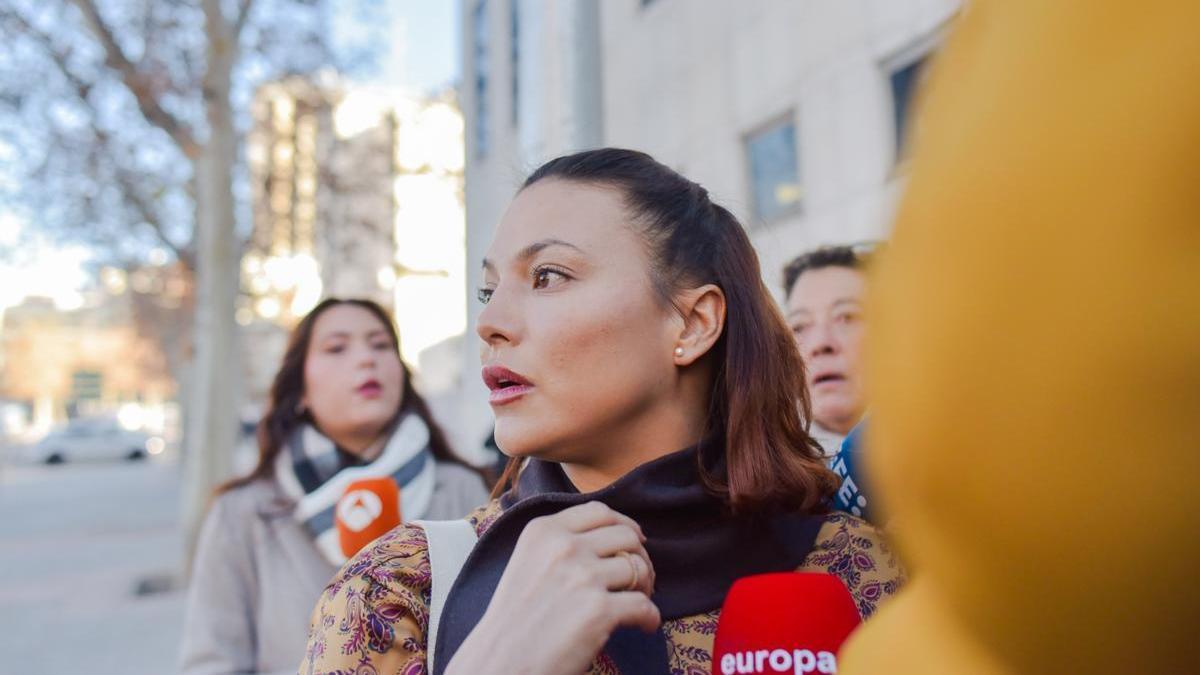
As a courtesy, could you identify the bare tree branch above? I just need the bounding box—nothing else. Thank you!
[102,144,196,268]
[68,0,200,157]
[9,9,194,269]
[235,0,257,39]
[139,0,152,49]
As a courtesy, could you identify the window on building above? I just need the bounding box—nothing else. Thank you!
[70,370,103,404]
[890,55,929,162]
[510,0,519,127]
[745,117,802,223]
[472,0,489,158]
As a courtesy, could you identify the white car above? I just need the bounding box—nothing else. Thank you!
[26,419,165,464]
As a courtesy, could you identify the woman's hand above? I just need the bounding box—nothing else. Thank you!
[444,501,659,675]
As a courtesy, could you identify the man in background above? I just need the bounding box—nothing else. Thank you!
[782,245,872,456]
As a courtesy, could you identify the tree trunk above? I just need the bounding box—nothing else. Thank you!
[180,2,241,575]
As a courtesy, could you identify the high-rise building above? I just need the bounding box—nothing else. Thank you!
[245,76,398,323]
[242,78,467,413]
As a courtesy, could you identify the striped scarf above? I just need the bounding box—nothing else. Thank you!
[274,411,436,565]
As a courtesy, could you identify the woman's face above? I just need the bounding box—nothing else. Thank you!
[477,180,682,464]
[303,304,405,453]
[785,266,867,434]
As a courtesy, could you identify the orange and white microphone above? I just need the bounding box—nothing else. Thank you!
[335,477,401,558]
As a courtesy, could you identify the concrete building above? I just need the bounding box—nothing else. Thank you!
[456,0,959,450]
[600,0,956,281]
[0,266,184,441]
[244,76,397,324]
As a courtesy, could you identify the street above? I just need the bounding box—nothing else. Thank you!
[0,457,186,674]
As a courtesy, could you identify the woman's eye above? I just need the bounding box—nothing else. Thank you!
[836,311,860,324]
[326,345,345,354]
[371,342,391,351]
[532,267,568,290]
[476,287,494,304]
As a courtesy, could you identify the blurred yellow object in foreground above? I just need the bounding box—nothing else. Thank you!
[843,2,1200,673]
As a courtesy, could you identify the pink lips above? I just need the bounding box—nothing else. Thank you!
[810,369,847,389]
[482,365,534,406]
[356,379,383,399]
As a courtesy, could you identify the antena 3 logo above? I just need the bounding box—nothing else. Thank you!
[719,649,837,674]
[336,489,383,532]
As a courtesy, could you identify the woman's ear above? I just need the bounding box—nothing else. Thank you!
[673,284,726,366]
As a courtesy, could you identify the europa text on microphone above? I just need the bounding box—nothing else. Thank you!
[711,573,860,675]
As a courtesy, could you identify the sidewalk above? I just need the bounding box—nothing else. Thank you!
[0,458,186,674]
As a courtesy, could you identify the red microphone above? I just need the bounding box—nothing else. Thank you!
[711,573,861,675]
[335,477,401,559]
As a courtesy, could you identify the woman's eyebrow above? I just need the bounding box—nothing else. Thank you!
[481,238,585,271]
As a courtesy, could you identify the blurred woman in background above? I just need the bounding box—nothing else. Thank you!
[179,298,489,675]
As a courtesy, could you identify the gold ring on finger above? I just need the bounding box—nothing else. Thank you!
[617,550,639,591]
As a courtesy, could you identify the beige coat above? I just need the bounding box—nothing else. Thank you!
[178,462,490,675]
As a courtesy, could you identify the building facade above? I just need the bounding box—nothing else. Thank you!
[457,0,959,451]
[599,0,956,282]
[242,78,469,416]
[245,76,398,324]
[0,264,185,442]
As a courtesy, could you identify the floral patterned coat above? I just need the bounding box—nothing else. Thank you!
[300,500,904,675]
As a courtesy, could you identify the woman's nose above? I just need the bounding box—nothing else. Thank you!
[355,344,378,367]
[805,321,839,356]
[477,286,519,351]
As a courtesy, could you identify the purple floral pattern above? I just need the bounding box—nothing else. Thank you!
[801,513,903,619]
[300,505,904,675]
[300,501,479,675]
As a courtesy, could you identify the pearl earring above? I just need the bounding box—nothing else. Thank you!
[674,347,684,357]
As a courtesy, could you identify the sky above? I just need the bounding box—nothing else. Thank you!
[335,0,461,94]
[0,0,461,312]
[0,212,92,311]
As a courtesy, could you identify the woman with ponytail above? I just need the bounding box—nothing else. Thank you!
[302,150,903,674]
[180,298,489,675]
